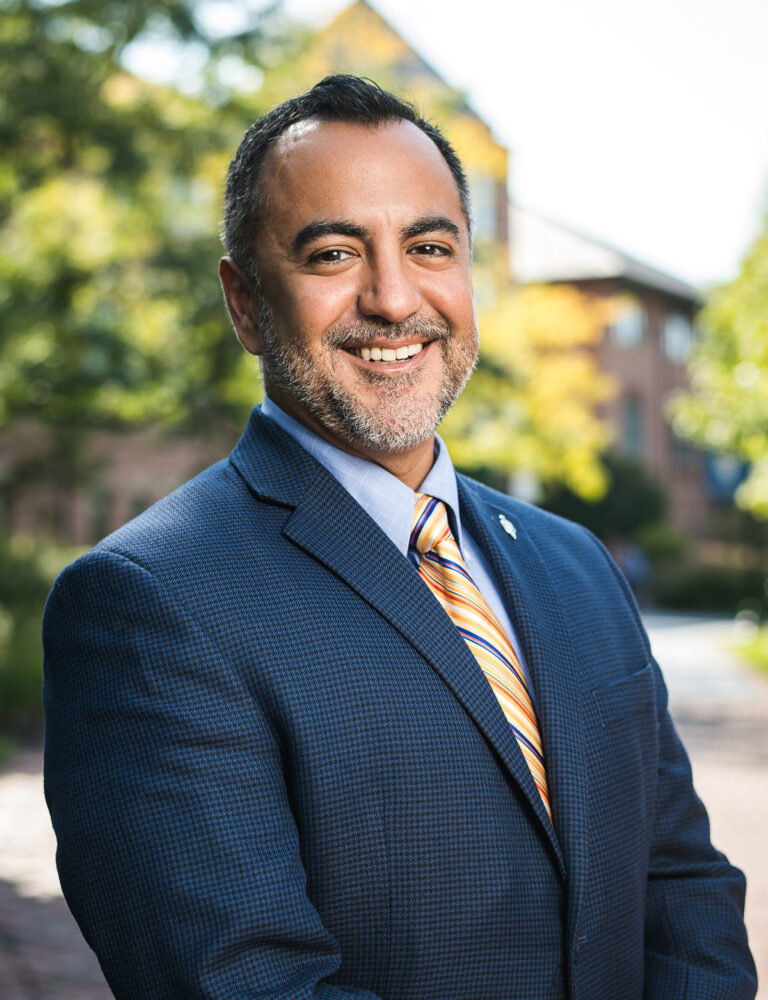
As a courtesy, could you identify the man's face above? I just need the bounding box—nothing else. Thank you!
[223,119,478,467]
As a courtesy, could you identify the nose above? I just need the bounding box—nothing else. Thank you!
[357,252,422,323]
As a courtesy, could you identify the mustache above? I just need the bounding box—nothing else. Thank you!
[323,317,450,349]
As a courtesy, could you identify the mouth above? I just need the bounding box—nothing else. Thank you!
[345,341,426,364]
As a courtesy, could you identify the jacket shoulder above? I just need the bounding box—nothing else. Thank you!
[94,458,245,559]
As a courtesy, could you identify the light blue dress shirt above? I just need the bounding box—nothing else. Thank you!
[260,396,532,687]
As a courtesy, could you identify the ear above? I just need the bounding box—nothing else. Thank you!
[219,256,262,355]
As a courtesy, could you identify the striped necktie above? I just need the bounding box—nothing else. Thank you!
[410,493,551,820]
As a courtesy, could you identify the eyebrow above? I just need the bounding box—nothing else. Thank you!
[291,215,462,254]
[400,216,461,242]
[292,221,367,254]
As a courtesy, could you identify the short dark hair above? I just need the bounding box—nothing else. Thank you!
[222,74,471,279]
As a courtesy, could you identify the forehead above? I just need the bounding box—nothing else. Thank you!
[258,119,466,237]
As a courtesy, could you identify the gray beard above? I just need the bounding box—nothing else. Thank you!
[259,312,477,454]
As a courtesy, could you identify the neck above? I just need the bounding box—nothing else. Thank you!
[364,438,436,490]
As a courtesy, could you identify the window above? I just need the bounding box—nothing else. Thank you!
[662,312,693,364]
[621,397,644,458]
[669,427,696,469]
[611,294,646,348]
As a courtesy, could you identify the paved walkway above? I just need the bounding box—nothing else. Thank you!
[0,749,112,999]
[0,613,765,997]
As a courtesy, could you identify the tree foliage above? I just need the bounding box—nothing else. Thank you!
[440,285,616,499]
[670,218,768,517]
[0,0,282,445]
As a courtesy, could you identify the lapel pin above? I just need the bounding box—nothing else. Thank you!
[498,514,517,539]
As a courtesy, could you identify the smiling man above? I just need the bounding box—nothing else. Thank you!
[43,76,756,1000]
[219,110,479,485]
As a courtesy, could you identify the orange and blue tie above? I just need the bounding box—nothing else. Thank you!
[410,493,551,820]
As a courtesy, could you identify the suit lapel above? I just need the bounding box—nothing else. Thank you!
[285,473,564,867]
[231,411,573,879]
[457,478,588,921]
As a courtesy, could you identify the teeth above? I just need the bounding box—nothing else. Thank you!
[350,342,425,363]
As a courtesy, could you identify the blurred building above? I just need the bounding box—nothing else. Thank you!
[511,207,707,534]
[2,421,226,545]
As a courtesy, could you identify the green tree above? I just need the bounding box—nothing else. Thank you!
[0,0,295,728]
[670,216,768,517]
[0,0,286,503]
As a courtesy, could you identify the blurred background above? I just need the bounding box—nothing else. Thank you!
[1,0,767,995]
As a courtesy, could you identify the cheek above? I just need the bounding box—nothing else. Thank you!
[424,272,475,325]
[274,276,358,341]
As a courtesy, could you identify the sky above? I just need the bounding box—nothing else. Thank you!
[283,0,768,289]
[126,0,768,289]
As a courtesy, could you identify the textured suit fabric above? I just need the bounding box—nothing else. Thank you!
[43,408,757,999]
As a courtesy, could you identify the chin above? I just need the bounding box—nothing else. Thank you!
[324,390,445,454]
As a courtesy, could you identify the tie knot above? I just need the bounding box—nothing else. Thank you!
[410,494,452,555]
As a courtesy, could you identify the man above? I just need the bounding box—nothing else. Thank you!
[43,75,756,999]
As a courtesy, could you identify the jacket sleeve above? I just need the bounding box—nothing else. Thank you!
[43,548,382,1000]
[596,542,757,999]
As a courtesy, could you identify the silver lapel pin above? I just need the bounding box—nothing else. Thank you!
[498,514,517,539]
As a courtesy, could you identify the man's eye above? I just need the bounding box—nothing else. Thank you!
[310,248,353,263]
[410,243,451,256]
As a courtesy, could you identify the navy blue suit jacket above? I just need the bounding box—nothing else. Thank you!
[43,409,756,999]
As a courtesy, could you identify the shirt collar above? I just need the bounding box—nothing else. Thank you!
[260,395,464,556]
